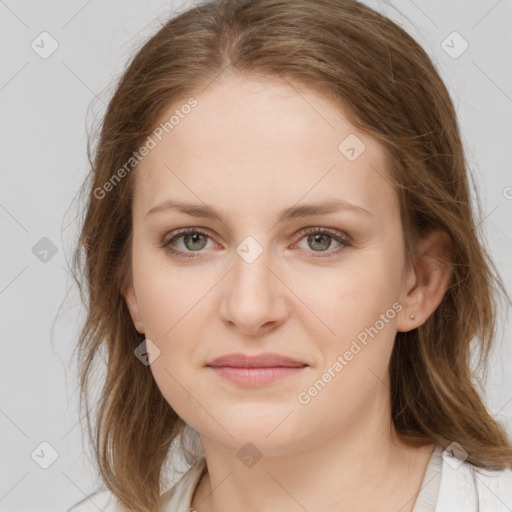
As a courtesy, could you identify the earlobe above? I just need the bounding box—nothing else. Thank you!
[397,230,453,333]
[121,280,145,334]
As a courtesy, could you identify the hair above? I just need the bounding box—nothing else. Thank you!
[68,0,512,510]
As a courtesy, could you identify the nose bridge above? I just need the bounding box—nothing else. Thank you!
[220,234,286,333]
[232,234,275,304]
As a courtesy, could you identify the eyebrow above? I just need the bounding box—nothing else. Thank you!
[145,199,373,225]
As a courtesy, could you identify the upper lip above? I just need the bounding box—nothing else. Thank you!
[206,353,308,368]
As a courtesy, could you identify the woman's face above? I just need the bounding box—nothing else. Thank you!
[123,75,418,456]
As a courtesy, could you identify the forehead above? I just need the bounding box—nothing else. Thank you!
[132,75,396,225]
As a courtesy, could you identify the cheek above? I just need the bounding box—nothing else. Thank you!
[289,250,402,343]
[289,254,402,413]
[130,253,209,393]
[140,297,204,428]
[131,244,204,336]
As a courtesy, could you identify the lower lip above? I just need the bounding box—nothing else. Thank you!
[208,366,307,386]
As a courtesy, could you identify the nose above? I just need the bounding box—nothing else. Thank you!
[219,242,288,337]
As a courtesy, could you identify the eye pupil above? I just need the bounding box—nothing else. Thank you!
[308,233,331,251]
[184,233,207,251]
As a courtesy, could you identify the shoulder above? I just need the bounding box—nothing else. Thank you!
[157,456,207,512]
[436,449,512,512]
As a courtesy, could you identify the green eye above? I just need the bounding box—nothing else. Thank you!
[161,227,352,259]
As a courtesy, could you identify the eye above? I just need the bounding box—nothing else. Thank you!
[294,227,352,259]
[160,227,352,259]
[161,227,215,258]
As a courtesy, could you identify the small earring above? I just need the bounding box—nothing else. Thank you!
[409,313,416,320]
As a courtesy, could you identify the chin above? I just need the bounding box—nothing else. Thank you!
[195,413,313,458]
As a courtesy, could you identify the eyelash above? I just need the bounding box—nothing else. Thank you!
[160,227,352,260]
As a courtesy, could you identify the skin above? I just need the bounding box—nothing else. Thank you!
[123,75,452,512]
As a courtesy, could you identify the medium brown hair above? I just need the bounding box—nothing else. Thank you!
[69,0,512,510]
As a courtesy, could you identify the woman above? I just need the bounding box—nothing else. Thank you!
[69,0,512,511]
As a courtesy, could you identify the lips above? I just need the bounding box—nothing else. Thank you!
[206,353,307,368]
[206,353,308,387]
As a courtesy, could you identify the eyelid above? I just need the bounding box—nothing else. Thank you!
[161,226,213,246]
[298,226,352,244]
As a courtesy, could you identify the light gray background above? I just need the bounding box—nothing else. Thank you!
[1,1,511,510]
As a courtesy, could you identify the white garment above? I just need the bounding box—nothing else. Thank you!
[156,445,512,512]
[412,443,443,511]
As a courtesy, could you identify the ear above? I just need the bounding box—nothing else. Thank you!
[121,276,145,334]
[396,230,453,333]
